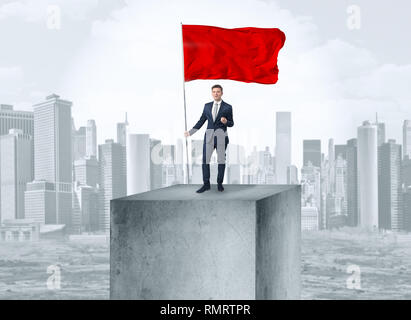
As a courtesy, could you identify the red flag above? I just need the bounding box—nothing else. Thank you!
[182,25,286,84]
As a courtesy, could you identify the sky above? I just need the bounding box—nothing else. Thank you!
[1,0,411,170]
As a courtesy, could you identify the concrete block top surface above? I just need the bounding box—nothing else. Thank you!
[116,184,298,201]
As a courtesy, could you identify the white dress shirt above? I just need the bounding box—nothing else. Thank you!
[212,100,221,122]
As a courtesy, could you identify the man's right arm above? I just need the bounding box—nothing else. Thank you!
[188,108,207,136]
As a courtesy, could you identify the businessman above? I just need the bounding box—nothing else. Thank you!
[184,84,234,193]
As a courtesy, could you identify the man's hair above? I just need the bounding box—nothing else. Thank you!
[211,84,223,92]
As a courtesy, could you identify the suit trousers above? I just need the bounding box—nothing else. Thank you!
[202,129,228,185]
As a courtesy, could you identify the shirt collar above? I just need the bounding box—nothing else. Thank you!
[214,100,222,105]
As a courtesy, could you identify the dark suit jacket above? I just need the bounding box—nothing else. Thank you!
[189,100,234,144]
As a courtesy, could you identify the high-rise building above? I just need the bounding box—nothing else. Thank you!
[335,144,347,161]
[86,119,97,158]
[73,125,86,161]
[99,139,127,232]
[375,113,386,147]
[403,120,411,160]
[72,183,99,233]
[25,94,72,228]
[117,113,128,191]
[74,156,99,188]
[0,129,33,221]
[0,104,34,217]
[357,121,378,229]
[403,187,411,232]
[0,104,34,136]
[150,138,163,190]
[346,138,358,227]
[301,163,322,228]
[378,139,402,231]
[287,165,298,184]
[174,139,184,184]
[301,206,319,231]
[328,139,335,194]
[275,112,291,184]
[303,140,321,168]
[126,134,150,195]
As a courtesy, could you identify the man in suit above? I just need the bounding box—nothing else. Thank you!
[184,84,234,193]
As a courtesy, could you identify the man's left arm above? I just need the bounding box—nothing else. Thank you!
[226,105,234,127]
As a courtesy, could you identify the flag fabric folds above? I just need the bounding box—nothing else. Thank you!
[182,25,286,84]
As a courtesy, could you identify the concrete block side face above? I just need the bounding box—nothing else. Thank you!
[255,186,301,300]
[111,199,256,300]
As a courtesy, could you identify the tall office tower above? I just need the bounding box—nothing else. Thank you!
[74,156,99,188]
[0,104,34,136]
[174,139,184,184]
[335,144,347,161]
[191,139,204,184]
[328,139,335,194]
[287,165,298,184]
[25,94,72,227]
[72,183,99,233]
[86,119,97,157]
[335,154,347,215]
[301,163,322,228]
[375,113,386,147]
[403,187,411,232]
[275,112,291,184]
[357,121,378,229]
[127,134,150,195]
[346,138,358,226]
[0,129,33,221]
[403,120,411,160]
[0,104,34,216]
[99,139,126,232]
[378,140,403,231]
[117,114,128,193]
[227,144,244,184]
[161,145,176,187]
[402,157,411,188]
[73,156,99,233]
[301,206,319,231]
[117,113,128,147]
[303,140,321,168]
[73,126,86,161]
[150,138,163,190]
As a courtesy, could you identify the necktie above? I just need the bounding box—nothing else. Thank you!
[213,102,219,122]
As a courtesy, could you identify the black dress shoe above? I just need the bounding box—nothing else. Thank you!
[196,184,210,193]
[217,184,224,192]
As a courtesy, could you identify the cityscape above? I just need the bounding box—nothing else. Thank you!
[1,94,411,242]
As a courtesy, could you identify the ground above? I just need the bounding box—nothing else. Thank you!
[0,228,410,299]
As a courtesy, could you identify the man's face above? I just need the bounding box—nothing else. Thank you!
[212,88,223,101]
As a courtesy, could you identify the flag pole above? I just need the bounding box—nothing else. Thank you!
[181,22,191,184]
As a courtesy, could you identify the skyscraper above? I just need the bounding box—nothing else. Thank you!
[25,94,72,228]
[357,121,378,229]
[126,134,150,195]
[86,119,97,158]
[378,139,402,231]
[335,144,347,161]
[275,112,291,184]
[303,140,321,168]
[0,104,34,217]
[346,138,358,226]
[328,138,335,194]
[287,165,298,184]
[403,120,411,160]
[150,138,163,190]
[0,129,33,221]
[99,139,127,232]
[0,104,34,136]
[73,125,86,161]
[74,156,99,188]
[117,113,128,193]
